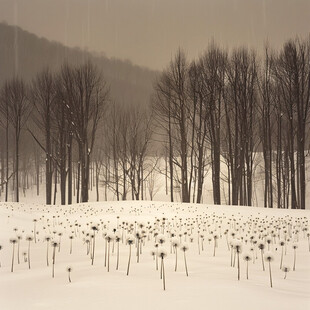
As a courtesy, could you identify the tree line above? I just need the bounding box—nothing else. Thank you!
[0,37,309,209]
[0,61,157,205]
[152,37,310,209]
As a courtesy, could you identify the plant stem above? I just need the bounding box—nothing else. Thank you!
[107,242,110,272]
[126,244,131,276]
[175,247,177,271]
[46,242,49,266]
[104,239,107,267]
[11,244,15,272]
[34,223,37,243]
[52,247,56,278]
[91,235,96,265]
[162,257,166,290]
[17,240,20,264]
[269,261,272,288]
[261,250,265,271]
[156,249,158,270]
[237,252,240,280]
[184,251,188,276]
[28,241,31,269]
[116,242,119,270]
[136,240,140,263]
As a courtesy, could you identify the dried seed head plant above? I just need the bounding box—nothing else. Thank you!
[45,236,51,266]
[67,266,72,283]
[157,234,166,245]
[258,241,266,271]
[26,235,33,269]
[16,234,22,265]
[243,252,252,280]
[171,237,180,271]
[213,233,219,257]
[158,248,167,290]
[126,234,135,276]
[51,241,59,278]
[282,265,290,279]
[264,251,275,288]
[233,240,242,281]
[279,239,286,269]
[90,225,99,265]
[292,243,298,271]
[10,238,17,272]
[105,234,115,272]
[181,243,189,276]
[115,233,121,270]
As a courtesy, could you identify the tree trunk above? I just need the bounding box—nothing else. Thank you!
[67,134,73,205]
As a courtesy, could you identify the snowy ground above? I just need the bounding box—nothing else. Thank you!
[0,201,309,310]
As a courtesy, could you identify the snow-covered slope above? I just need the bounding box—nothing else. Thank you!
[0,201,309,310]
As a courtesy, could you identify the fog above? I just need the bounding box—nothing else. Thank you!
[0,0,309,70]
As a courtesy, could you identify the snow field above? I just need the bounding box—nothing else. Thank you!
[0,201,309,310]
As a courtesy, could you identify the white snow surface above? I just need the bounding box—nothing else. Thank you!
[0,201,309,310]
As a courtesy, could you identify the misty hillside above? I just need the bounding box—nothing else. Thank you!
[0,22,158,106]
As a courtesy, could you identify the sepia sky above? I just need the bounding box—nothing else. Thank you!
[0,0,309,70]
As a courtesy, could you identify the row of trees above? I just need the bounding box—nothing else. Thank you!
[0,61,158,205]
[0,62,109,204]
[0,37,309,209]
[152,38,310,209]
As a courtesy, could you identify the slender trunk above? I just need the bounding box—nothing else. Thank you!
[76,160,80,203]
[168,111,174,202]
[53,168,57,205]
[15,131,19,202]
[5,104,9,202]
[68,134,73,205]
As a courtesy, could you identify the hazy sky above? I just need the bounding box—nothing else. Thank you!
[0,0,309,70]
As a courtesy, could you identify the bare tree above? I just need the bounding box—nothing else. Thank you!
[153,50,192,202]
[1,78,30,202]
[225,48,259,206]
[30,68,56,204]
[60,61,109,202]
[125,106,153,200]
[198,44,227,204]
[272,38,310,209]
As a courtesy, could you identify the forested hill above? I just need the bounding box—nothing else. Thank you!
[0,22,158,106]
